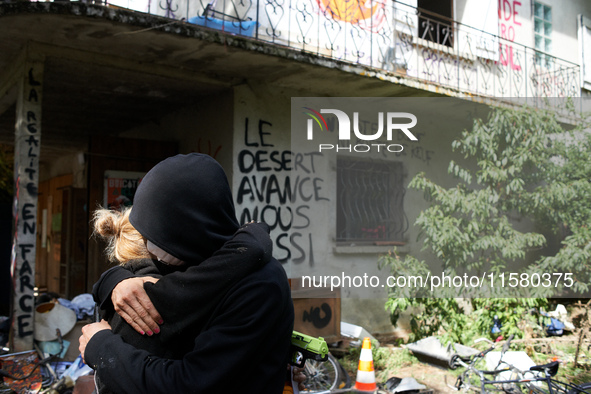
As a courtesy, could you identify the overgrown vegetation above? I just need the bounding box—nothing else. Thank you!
[382,101,591,345]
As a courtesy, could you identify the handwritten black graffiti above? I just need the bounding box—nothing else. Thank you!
[16,244,35,337]
[303,303,332,329]
[237,118,328,266]
[13,66,42,346]
[244,118,273,147]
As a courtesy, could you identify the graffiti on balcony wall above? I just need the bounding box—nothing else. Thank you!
[498,0,523,71]
[236,117,329,266]
[316,0,386,31]
[111,0,580,99]
[12,65,43,350]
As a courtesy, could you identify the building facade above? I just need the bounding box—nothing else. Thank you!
[1,0,590,350]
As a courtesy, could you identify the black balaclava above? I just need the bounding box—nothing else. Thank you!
[129,153,239,265]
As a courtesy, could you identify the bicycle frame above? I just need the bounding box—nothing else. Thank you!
[453,336,591,394]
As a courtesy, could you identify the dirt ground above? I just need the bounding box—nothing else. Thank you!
[383,362,459,393]
[370,332,461,393]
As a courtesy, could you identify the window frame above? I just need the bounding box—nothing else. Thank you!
[533,1,553,68]
[335,156,408,246]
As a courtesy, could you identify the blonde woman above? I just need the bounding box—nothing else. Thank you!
[88,203,277,393]
[80,154,294,394]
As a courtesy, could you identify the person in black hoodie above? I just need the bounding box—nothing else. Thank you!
[90,206,274,393]
[79,153,295,394]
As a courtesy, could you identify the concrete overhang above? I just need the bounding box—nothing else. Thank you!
[0,2,442,166]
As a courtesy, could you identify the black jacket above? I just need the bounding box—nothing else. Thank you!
[86,154,294,394]
[87,258,293,394]
[93,222,275,360]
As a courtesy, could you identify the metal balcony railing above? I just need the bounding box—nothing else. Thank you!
[52,0,586,99]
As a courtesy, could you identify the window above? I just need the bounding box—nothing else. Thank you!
[418,0,453,47]
[534,2,552,68]
[336,158,407,244]
[579,15,591,91]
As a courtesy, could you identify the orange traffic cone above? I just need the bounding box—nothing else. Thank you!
[354,337,377,392]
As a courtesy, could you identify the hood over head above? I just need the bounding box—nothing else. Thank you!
[129,153,239,265]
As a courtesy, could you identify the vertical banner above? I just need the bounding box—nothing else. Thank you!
[10,62,43,351]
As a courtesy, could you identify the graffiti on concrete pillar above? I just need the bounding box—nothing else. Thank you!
[11,63,43,351]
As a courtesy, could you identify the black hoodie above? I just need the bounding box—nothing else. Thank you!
[86,153,294,394]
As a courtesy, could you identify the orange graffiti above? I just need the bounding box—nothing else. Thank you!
[317,0,385,27]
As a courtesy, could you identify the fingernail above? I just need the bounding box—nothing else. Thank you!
[140,331,145,335]
[158,319,164,325]
[147,331,153,336]
[154,327,160,334]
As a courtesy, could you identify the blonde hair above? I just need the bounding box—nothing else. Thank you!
[93,207,151,264]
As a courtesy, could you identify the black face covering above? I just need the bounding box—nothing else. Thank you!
[129,153,239,265]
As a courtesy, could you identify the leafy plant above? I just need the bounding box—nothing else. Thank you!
[382,103,591,344]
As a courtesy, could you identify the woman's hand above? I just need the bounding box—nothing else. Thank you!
[111,276,162,335]
[79,320,111,362]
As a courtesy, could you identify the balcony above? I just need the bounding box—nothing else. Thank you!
[93,0,581,100]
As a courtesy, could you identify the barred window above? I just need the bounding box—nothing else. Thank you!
[336,158,407,244]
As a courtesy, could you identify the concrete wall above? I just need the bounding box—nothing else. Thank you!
[121,90,235,172]
[229,83,493,332]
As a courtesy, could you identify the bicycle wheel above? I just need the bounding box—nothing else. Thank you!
[303,353,350,392]
[457,368,481,393]
[567,382,591,394]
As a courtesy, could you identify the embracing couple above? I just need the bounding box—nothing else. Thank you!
[78,153,298,393]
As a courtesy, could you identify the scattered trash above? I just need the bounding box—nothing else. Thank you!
[405,336,479,369]
[37,339,70,359]
[62,354,93,382]
[341,322,380,348]
[33,302,77,342]
[485,351,537,382]
[0,350,43,393]
[385,377,427,393]
[491,315,502,335]
[59,293,95,320]
[544,316,566,336]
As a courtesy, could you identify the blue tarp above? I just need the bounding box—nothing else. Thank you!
[188,16,257,37]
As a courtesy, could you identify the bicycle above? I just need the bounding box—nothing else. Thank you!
[302,352,350,393]
[451,335,591,394]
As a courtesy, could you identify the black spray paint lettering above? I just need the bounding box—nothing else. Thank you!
[17,244,35,337]
[236,175,329,205]
[244,118,273,147]
[302,303,332,329]
[13,66,42,345]
[22,203,36,235]
[238,118,328,266]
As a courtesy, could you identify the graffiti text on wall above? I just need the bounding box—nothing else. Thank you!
[237,118,328,265]
[11,64,42,351]
[498,0,522,71]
